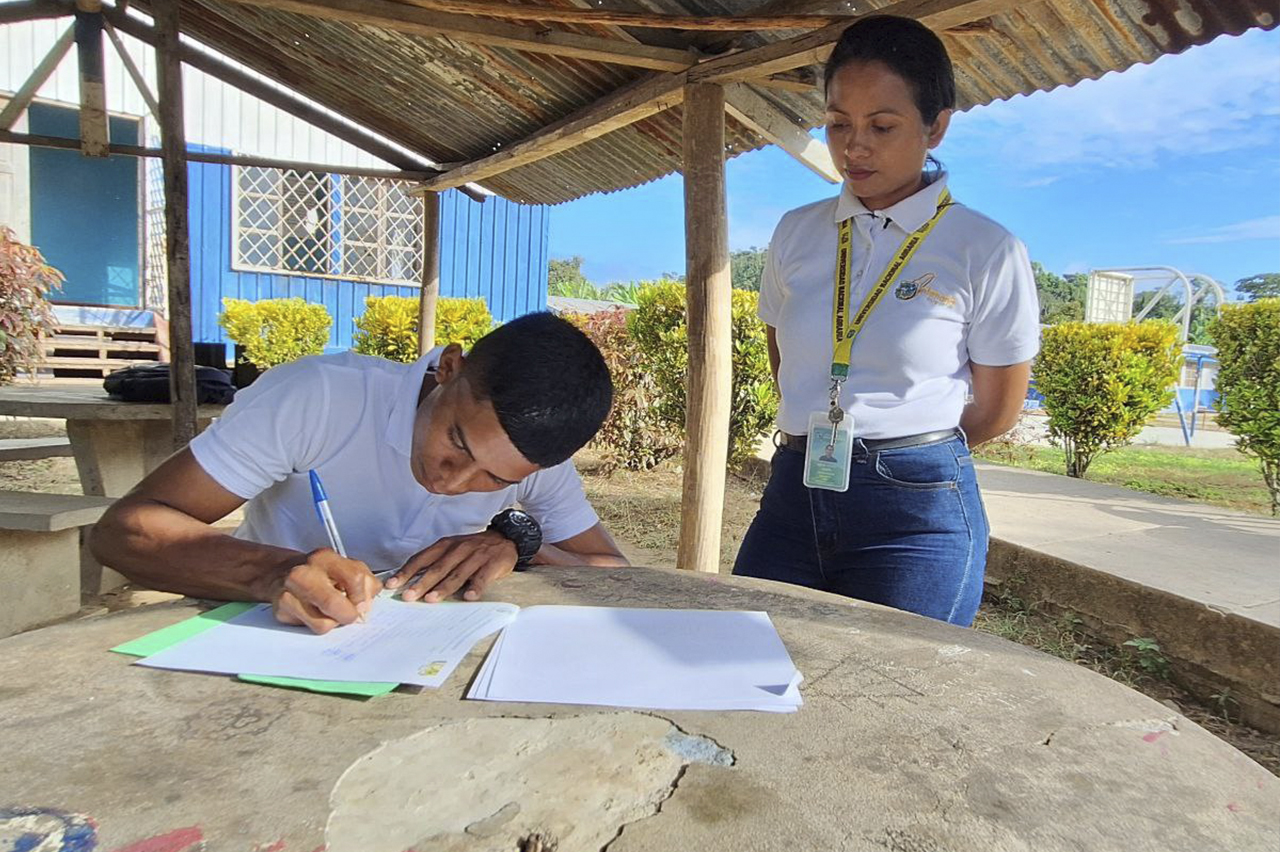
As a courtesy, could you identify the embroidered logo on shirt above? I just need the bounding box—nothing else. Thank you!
[894,272,956,307]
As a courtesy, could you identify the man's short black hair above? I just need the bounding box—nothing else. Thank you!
[463,312,613,467]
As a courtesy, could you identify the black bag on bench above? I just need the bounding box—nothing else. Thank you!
[104,364,237,405]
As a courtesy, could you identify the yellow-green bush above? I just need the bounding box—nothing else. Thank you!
[352,296,493,362]
[1035,321,1182,477]
[629,282,778,465]
[1209,299,1280,515]
[565,308,681,472]
[218,297,331,370]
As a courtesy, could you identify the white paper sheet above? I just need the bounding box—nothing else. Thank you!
[467,606,802,712]
[136,598,518,687]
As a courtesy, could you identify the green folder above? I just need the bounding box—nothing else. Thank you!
[111,602,398,698]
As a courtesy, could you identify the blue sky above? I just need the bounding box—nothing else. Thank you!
[548,27,1280,294]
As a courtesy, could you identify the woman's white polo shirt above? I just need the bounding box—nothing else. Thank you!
[189,349,599,572]
[759,174,1041,440]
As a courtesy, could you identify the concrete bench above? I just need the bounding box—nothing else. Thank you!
[0,437,74,462]
[0,490,116,638]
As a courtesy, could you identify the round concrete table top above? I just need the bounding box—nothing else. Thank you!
[2,567,1276,852]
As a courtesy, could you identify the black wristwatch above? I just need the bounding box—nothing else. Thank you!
[488,508,543,570]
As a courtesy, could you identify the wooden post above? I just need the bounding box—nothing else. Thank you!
[153,0,197,448]
[676,82,732,574]
[418,191,442,355]
[74,0,108,157]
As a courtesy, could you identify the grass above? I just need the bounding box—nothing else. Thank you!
[976,587,1280,777]
[975,442,1274,516]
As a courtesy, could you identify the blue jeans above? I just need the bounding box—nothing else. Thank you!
[732,435,989,626]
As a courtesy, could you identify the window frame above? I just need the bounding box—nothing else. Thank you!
[230,166,423,287]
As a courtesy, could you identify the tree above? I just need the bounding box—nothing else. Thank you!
[1235,273,1280,302]
[1133,290,1217,345]
[730,247,768,292]
[1032,262,1085,325]
[547,256,601,299]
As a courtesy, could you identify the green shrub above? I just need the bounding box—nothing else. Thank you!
[629,282,778,465]
[352,296,493,363]
[0,227,62,385]
[565,308,680,472]
[1035,321,1182,477]
[218,297,332,370]
[1209,299,1280,515]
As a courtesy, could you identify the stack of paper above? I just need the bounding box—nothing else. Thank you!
[468,605,802,712]
[126,598,517,691]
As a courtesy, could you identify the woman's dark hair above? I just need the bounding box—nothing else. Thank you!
[462,311,613,468]
[823,15,957,125]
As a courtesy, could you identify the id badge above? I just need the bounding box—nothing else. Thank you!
[803,410,854,492]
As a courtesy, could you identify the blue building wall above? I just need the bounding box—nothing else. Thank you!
[28,102,142,307]
[185,153,549,353]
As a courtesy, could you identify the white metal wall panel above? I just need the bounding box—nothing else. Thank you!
[1,18,393,168]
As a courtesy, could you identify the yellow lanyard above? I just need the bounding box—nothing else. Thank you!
[830,188,953,381]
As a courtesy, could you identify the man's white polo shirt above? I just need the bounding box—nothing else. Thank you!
[759,173,1041,439]
[189,349,599,572]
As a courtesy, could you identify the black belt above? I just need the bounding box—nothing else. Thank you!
[776,428,962,453]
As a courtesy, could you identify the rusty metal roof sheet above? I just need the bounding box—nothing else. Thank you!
[146,0,1278,204]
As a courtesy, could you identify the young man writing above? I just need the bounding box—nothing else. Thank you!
[91,312,627,634]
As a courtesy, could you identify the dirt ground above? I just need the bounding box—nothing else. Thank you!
[3,424,1276,775]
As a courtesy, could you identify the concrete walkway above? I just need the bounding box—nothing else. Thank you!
[977,462,1279,630]
[977,461,1280,732]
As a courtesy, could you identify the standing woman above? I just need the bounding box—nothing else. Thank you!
[732,15,1040,626]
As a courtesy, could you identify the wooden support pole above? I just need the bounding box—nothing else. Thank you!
[418,192,442,355]
[677,82,732,574]
[153,0,198,449]
[0,24,75,131]
[74,0,109,157]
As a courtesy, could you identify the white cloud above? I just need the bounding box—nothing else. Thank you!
[945,29,1280,173]
[1166,214,1280,245]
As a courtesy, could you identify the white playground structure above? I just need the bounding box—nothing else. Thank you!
[1083,267,1228,445]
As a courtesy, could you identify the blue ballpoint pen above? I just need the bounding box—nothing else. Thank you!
[308,469,347,558]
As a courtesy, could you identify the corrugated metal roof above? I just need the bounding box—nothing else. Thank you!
[137,0,1277,205]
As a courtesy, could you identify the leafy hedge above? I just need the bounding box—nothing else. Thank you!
[565,308,681,472]
[1209,299,1280,515]
[0,227,61,385]
[218,297,332,370]
[1035,320,1182,477]
[628,282,777,466]
[352,295,493,362]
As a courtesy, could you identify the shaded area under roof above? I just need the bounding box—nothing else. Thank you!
[134,0,1278,205]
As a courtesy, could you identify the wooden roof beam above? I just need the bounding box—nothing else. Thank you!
[415,0,1022,190]
[103,4,494,200]
[0,0,72,25]
[413,72,687,192]
[724,84,837,183]
[224,0,699,72]
[391,0,854,31]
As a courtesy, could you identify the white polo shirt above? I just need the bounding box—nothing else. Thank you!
[189,350,599,573]
[759,173,1040,439]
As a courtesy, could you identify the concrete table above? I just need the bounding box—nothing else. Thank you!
[1,567,1276,852]
[0,385,224,497]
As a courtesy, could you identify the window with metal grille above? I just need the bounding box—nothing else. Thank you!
[232,167,423,285]
[339,176,422,284]
[235,166,333,276]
